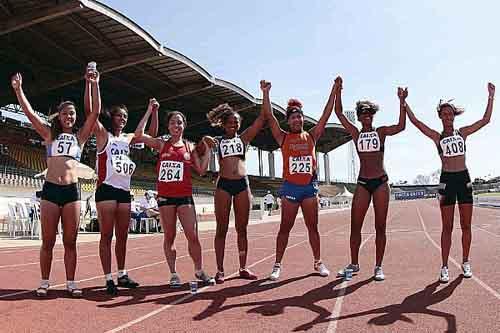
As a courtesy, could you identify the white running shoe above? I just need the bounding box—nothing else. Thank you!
[462,262,472,278]
[337,264,360,278]
[195,270,216,285]
[169,273,182,288]
[314,262,330,277]
[374,266,385,281]
[269,263,281,281]
[439,266,450,283]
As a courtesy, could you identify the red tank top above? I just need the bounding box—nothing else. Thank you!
[281,131,317,185]
[156,140,193,197]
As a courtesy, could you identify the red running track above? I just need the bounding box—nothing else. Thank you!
[0,200,499,332]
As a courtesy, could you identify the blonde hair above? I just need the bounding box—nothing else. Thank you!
[206,103,238,127]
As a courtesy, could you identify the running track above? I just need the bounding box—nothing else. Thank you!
[0,200,499,332]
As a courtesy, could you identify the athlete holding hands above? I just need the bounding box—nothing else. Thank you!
[406,82,495,282]
[261,79,336,281]
[11,65,100,297]
[335,76,406,281]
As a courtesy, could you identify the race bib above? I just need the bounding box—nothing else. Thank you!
[289,156,313,174]
[219,137,245,158]
[111,154,136,176]
[52,134,79,157]
[158,161,184,182]
[357,131,380,152]
[440,135,465,157]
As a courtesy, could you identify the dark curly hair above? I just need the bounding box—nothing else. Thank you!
[206,103,240,127]
[355,100,379,117]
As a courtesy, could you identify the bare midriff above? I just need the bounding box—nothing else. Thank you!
[218,156,247,179]
[45,157,80,184]
[358,152,386,179]
[440,155,467,173]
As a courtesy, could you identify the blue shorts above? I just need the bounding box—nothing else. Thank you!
[279,179,319,203]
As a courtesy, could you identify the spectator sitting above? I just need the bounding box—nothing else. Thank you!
[136,191,160,231]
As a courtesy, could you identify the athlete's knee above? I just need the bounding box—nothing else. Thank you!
[41,238,56,252]
[442,223,453,234]
[461,223,471,232]
[215,224,229,239]
[100,231,113,243]
[63,237,77,251]
[278,224,293,236]
[235,224,248,237]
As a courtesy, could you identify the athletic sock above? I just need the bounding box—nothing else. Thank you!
[105,273,113,281]
[118,270,127,278]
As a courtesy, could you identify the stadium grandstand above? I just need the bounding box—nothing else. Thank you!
[0,0,355,236]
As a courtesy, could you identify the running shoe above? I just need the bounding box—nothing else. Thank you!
[214,271,225,284]
[314,262,330,277]
[269,263,281,281]
[117,274,139,288]
[67,281,82,298]
[195,271,216,285]
[337,264,360,278]
[106,280,118,295]
[169,273,182,288]
[239,268,258,280]
[439,266,450,283]
[36,283,49,297]
[462,262,472,278]
[374,266,385,281]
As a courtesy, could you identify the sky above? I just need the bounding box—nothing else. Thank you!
[99,0,500,183]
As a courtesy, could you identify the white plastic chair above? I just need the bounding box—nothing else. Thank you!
[7,203,19,238]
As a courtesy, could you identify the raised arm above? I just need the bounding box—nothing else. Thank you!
[333,76,359,140]
[309,80,336,141]
[11,73,50,141]
[191,141,210,176]
[260,80,286,146]
[132,98,159,145]
[84,76,91,118]
[405,103,440,142]
[460,83,495,138]
[78,70,101,144]
[379,87,407,137]
[147,101,159,137]
[134,100,163,151]
[240,112,265,144]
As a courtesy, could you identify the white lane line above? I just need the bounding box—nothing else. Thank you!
[326,235,373,333]
[105,223,348,333]
[473,225,500,238]
[0,233,270,299]
[416,207,500,300]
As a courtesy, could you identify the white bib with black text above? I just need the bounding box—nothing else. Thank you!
[158,161,184,182]
[289,156,313,174]
[440,133,465,157]
[357,131,381,153]
[219,137,245,158]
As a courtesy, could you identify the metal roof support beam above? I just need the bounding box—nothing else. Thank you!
[67,13,122,58]
[0,0,13,16]
[135,65,178,90]
[0,1,84,36]
[157,84,213,103]
[31,52,163,95]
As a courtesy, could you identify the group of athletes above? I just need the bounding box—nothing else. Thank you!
[10,64,495,297]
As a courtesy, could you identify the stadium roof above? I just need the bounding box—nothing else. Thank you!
[0,0,351,153]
